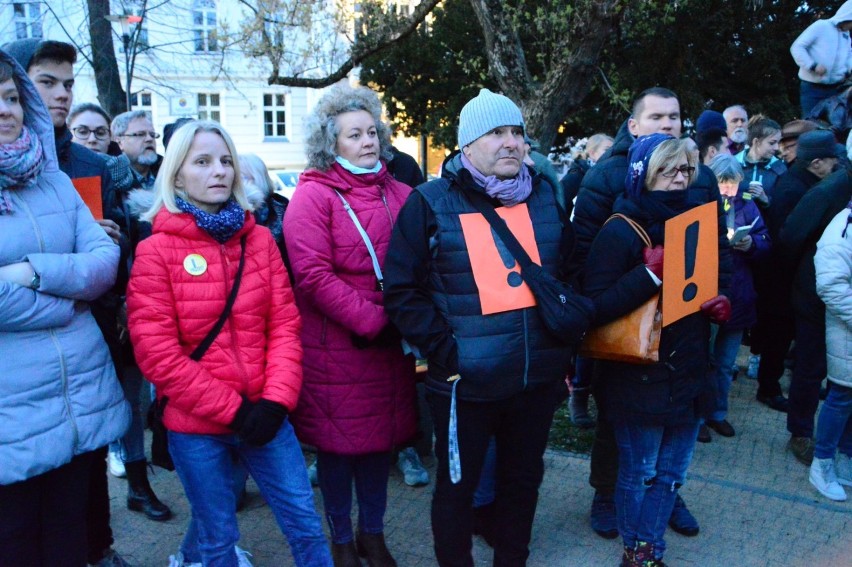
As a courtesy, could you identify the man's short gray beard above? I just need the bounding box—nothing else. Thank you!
[136,152,159,167]
[730,130,747,144]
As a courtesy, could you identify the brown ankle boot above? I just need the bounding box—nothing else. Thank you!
[355,531,397,567]
[331,541,361,567]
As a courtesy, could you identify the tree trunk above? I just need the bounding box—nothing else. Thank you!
[468,0,618,150]
[87,0,127,117]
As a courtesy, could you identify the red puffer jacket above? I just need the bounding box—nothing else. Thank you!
[127,208,302,435]
[284,163,417,455]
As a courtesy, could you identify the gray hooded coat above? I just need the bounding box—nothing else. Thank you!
[0,49,129,484]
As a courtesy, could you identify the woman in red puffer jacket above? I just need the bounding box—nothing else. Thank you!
[284,84,417,566]
[127,120,332,567]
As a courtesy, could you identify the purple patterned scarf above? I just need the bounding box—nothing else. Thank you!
[460,153,532,207]
[0,126,46,215]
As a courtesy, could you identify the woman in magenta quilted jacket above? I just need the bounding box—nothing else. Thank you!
[127,121,331,567]
[284,85,417,566]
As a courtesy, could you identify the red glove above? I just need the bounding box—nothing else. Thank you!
[700,295,732,324]
[643,245,664,280]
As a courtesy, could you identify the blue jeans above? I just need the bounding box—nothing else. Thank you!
[709,326,743,422]
[614,421,699,558]
[815,383,852,460]
[109,366,146,463]
[180,457,250,563]
[800,80,843,118]
[472,437,496,508]
[168,420,331,567]
[315,451,391,544]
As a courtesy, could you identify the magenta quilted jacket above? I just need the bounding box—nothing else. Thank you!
[284,163,417,454]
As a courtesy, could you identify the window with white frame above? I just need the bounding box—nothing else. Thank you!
[198,93,220,122]
[263,93,288,139]
[13,2,42,40]
[130,92,153,112]
[263,12,284,46]
[192,0,218,52]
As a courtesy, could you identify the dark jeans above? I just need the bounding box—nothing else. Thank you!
[86,447,114,564]
[428,381,562,567]
[316,450,392,545]
[589,361,618,495]
[787,317,827,438]
[753,310,795,399]
[800,80,843,118]
[0,452,94,567]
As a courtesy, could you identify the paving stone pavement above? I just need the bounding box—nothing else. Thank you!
[109,354,852,566]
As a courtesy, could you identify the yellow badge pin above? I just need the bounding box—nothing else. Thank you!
[183,254,207,276]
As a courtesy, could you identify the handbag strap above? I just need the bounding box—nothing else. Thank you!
[465,190,537,271]
[190,234,247,361]
[605,213,652,248]
[335,190,384,289]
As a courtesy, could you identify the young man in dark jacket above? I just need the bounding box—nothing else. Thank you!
[573,87,731,540]
[384,89,580,566]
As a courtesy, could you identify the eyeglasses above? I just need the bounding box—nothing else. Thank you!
[121,131,160,139]
[72,126,110,140]
[659,165,695,178]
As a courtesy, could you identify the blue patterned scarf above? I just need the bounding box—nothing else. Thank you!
[0,126,46,215]
[176,196,245,243]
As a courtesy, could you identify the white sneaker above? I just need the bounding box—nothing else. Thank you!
[397,447,429,487]
[836,453,852,487]
[108,451,126,478]
[809,457,847,501]
[746,355,760,380]
[307,461,318,486]
[235,546,253,567]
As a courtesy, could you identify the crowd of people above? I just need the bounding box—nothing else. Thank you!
[3,4,852,566]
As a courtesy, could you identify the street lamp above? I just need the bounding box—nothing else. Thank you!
[105,12,143,111]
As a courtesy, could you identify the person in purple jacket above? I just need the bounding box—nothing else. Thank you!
[703,154,771,441]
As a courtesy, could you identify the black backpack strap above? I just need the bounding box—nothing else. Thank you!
[465,190,535,271]
[190,234,248,361]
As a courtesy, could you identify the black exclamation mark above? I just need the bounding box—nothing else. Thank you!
[491,227,524,288]
[682,221,699,302]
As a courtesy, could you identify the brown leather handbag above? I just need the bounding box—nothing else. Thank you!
[579,214,661,364]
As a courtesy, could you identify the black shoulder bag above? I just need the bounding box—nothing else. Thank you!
[466,191,595,345]
[148,235,248,470]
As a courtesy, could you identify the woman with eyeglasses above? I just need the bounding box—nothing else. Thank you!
[582,135,731,567]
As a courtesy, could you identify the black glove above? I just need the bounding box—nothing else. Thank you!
[228,397,254,432]
[350,324,402,349]
[239,399,288,447]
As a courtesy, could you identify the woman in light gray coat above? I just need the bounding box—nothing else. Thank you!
[810,204,852,502]
[0,50,129,565]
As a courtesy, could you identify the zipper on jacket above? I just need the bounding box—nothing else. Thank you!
[522,310,530,388]
[320,316,328,345]
[15,193,81,449]
[219,244,250,391]
[379,188,393,225]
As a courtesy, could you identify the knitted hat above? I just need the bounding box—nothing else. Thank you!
[625,133,675,198]
[797,130,837,162]
[458,88,524,149]
[780,119,819,142]
[695,110,727,135]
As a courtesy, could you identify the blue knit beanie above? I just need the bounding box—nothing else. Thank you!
[458,88,525,149]
[625,133,675,198]
[695,110,727,135]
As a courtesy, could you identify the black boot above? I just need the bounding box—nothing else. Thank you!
[332,541,362,567]
[125,459,172,521]
[356,531,397,567]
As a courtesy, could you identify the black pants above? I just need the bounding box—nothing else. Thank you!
[0,451,94,567]
[589,361,618,494]
[86,446,115,564]
[787,317,827,438]
[427,381,563,567]
[753,310,795,399]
